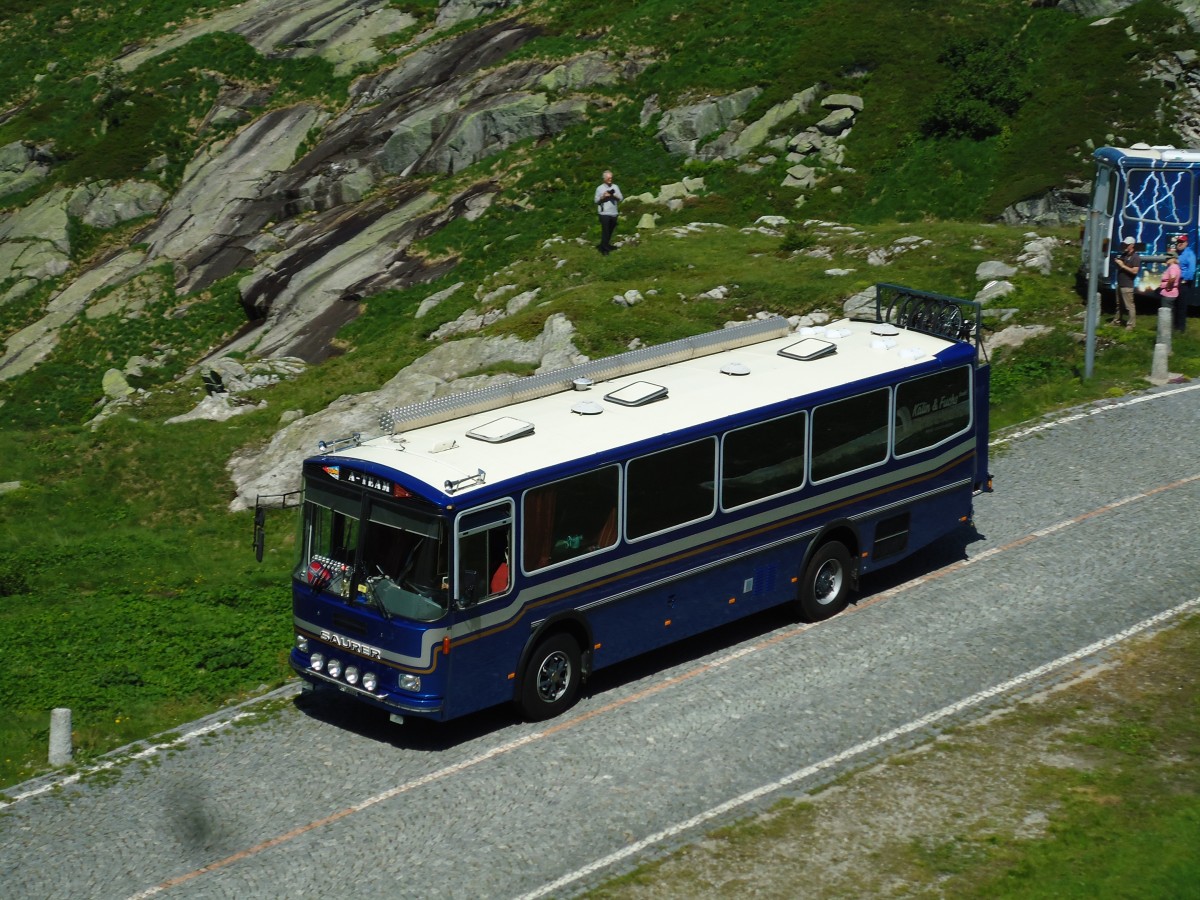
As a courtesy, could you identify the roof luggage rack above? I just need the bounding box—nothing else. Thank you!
[379,316,790,436]
[874,283,981,347]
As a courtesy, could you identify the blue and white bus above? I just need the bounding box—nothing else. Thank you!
[266,284,991,723]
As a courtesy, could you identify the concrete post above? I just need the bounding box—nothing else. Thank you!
[1156,305,1173,354]
[49,707,73,766]
[1151,342,1170,382]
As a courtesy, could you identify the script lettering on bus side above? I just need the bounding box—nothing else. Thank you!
[912,389,969,418]
[320,629,384,660]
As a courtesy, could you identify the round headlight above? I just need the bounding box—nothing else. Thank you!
[296,635,309,652]
[310,652,324,672]
[345,666,359,686]
[327,658,342,679]
[362,672,378,692]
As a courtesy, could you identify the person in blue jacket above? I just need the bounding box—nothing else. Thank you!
[1176,234,1196,332]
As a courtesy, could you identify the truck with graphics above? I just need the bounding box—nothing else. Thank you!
[1081,144,1200,298]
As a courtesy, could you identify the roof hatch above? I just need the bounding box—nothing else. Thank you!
[466,416,534,443]
[605,381,667,407]
[779,337,836,361]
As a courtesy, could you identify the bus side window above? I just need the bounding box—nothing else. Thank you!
[523,466,619,570]
[457,504,513,606]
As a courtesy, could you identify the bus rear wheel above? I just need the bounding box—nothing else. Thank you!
[799,541,852,622]
[518,634,581,721]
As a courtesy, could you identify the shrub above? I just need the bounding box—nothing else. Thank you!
[920,37,1030,140]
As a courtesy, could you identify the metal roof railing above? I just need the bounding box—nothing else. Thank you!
[379,316,790,435]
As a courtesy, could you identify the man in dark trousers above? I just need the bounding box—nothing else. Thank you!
[1176,234,1196,332]
[593,169,623,255]
[1111,235,1141,329]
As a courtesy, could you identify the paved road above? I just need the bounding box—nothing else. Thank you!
[3,384,1199,900]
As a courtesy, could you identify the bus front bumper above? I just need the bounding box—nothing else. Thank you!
[290,656,444,718]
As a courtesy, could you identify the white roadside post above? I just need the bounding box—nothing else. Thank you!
[49,707,73,766]
[1150,305,1172,384]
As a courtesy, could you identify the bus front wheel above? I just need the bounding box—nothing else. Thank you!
[518,634,581,721]
[799,541,852,622]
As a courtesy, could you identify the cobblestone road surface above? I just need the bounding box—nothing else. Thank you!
[2,384,1198,900]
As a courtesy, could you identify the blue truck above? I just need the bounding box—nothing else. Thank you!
[1081,144,1200,297]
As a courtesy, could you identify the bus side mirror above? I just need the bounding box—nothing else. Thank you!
[455,568,484,609]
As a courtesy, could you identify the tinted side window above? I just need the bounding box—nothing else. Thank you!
[894,367,971,456]
[626,438,716,540]
[721,411,806,509]
[811,389,890,482]
[523,467,619,572]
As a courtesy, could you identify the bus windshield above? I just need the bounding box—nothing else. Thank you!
[297,479,449,622]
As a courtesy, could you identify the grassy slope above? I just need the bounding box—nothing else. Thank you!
[0,0,1195,786]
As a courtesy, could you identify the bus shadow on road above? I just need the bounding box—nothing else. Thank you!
[291,525,983,751]
[854,524,983,597]
[291,685,520,751]
[582,526,983,702]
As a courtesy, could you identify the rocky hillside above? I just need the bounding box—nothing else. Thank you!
[1,0,1199,507]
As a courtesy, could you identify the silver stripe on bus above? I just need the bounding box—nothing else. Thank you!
[848,476,974,521]
[568,525,822,619]
[531,451,976,626]
[539,475,972,625]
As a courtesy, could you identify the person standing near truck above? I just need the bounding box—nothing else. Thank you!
[1177,234,1196,332]
[1159,249,1182,331]
[1111,236,1140,330]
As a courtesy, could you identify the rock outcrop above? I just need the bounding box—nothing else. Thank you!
[0,141,52,200]
[654,88,762,156]
[437,0,524,28]
[999,184,1090,227]
[0,11,632,380]
[116,0,421,78]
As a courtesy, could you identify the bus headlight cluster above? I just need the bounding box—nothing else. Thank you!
[309,652,379,692]
[296,635,309,652]
[399,674,421,692]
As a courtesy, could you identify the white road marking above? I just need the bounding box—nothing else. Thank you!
[990,381,1200,447]
[514,595,1200,900]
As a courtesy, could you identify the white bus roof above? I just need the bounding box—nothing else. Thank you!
[325,318,970,503]
[1104,144,1200,163]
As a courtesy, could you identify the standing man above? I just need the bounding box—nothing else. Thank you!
[1111,236,1140,330]
[1176,234,1196,333]
[594,169,623,255]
